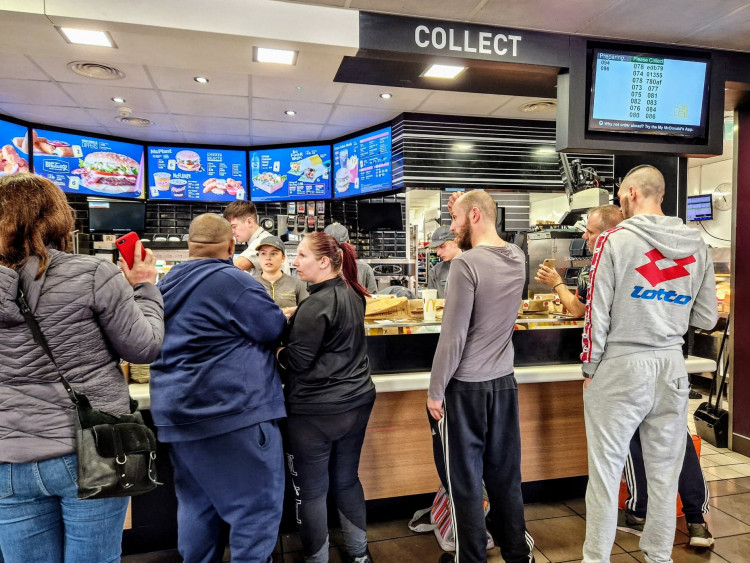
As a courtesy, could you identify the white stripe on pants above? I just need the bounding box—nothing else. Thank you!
[583,350,689,563]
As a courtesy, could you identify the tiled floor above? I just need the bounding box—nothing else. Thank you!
[125,385,750,562]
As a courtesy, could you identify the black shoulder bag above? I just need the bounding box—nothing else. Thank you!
[16,287,161,499]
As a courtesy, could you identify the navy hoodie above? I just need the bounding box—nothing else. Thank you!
[150,258,287,442]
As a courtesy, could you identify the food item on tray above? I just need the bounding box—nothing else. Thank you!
[175,150,201,172]
[71,152,140,191]
[252,172,286,194]
[290,161,302,175]
[1,144,29,175]
[201,177,245,196]
[303,167,317,180]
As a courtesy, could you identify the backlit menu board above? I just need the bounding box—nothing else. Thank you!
[333,126,392,198]
[0,118,30,176]
[147,146,246,201]
[249,144,331,202]
[33,128,144,198]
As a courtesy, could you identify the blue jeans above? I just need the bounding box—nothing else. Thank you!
[0,454,128,563]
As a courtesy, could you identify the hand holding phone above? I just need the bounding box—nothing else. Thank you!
[543,258,556,270]
[116,232,147,269]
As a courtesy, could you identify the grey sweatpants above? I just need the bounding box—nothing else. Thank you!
[583,350,690,563]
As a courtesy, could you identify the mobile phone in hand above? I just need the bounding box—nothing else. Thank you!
[116,232,147,269]
[543,258,556,269]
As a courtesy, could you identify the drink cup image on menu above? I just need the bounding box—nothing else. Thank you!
[347,155,359,183]
[170,178,187,198]
[154,172,171,191]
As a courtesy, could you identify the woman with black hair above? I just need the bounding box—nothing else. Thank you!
[277,232,375,563]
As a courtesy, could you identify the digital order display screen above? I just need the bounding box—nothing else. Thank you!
[589,49,710,138]
[249,144,331,202]
[147,146,246,202]
[0,118,30,177]
[686,194,713,222]
[33,128,144,198]
[333,126,392,198]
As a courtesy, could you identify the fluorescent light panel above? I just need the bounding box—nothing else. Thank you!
[254,47,298,65]
[58,27,115,48]
[422,64,466,79]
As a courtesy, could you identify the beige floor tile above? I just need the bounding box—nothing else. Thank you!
[702,453,740,466]
[703,472,721,482]
[704,465,747,480]
[526,515,623,562]
[367,534,445,561]
[723,464,750,477]
[702,504,750,536]
[564,498,587,516]
[725,451,750,463]
[486,546,549,562]
[366,519,419,542]
[710,493,750,526]
[524,502,576,521]
[631,545,731,562]
[708,477,750,497]
[712,532,750,563]
[700,457,720,468]
[614,527,688,553]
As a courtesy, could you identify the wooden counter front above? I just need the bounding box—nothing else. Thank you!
[359,380,587,500]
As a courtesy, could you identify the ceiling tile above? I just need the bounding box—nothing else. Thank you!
[319,124,360,139]
[58,83,167,113]
[0,55,49,80]
[349,0,482,21]
[683,5,750,51]
[161,91,249,119]
[473,0,620,33]
[326,105,401,128]
[252,76,344,103]
[29,56,153,88]
[180,132,251,147]
[86,109,178,131]
[415,91,510,115]
[490,96,557,119]
[251,98,332,124]
[251,136,293,147]
[148,66,250,96]
[578,0,750,43]
[336,84,432,110]
[172,115,250,135]
[105,128,187,144]
[251,120,324,141]
[0,104,101,128]
[0,79,76,107]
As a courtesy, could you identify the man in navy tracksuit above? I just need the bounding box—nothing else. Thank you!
[150,213,288,563]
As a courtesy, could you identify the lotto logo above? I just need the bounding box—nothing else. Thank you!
[631,286,692,305]
[635,249,695,287]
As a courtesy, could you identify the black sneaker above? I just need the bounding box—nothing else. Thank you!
[688,522,714,548]
[438,554,455,563]
[689,389,703,399]
[616,509,645,536]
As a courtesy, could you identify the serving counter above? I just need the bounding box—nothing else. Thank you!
[129,356,715,500]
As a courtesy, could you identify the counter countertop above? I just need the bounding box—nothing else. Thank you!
[130,355,716,409]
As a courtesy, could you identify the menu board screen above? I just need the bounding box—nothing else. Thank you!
[249,145,331,202]
[588,49,710,137]
[333,126,392,198]
[147,146,246,201]
[33,128,144,198]
[0,119,30,176]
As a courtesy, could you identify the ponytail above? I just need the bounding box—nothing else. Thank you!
[304,232,370,298]
[339,242,369,298]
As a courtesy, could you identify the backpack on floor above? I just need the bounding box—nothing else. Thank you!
[408,485,494,552]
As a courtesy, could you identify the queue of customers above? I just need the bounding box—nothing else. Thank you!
[0,169,718,563]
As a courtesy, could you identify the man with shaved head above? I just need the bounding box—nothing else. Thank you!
[581,166,718,563]
[428,190,534,563]
[150,213,288,562]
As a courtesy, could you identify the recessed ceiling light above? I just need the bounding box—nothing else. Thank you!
[111,97,126,103]
[285,110,296,116]
[253,47,298,65]
[379,93,393,99]
[422,64,466,79]
[536,147,557,155]
[57,27,115,48]
[194,76,209,84]
[452,143,473,151]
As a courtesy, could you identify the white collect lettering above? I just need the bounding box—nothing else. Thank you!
[631,286,692,305]
[414,24,521,57]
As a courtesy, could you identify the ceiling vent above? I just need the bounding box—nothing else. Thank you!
[519,100,557,113]
[67,61,125,80]
[114,106,153,127]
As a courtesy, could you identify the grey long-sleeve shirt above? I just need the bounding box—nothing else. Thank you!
[428,244,525,401]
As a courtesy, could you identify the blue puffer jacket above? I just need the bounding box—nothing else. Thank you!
[0,250,164,463]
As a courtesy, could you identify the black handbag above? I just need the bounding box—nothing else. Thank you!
[16,287,161,499]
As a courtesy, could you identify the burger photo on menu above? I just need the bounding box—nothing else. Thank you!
[72,152,140,193]
[176,150,201,172]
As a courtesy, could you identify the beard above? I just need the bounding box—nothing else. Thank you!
[455,221,473,251]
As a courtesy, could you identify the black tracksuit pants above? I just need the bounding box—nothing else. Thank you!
[429,375,534,563]
[624,429,709,524]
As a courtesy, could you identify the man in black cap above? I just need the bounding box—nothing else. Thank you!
[253,235,308,318]
[323,223,377,294]
[427,226,462,299]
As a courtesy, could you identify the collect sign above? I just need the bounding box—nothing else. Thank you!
[358,12,570,67]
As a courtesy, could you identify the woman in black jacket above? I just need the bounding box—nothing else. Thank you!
[277,232,375,563]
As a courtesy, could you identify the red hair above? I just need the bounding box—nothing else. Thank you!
[305,232,369,298]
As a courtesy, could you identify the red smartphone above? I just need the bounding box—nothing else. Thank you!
[115,232,147,269]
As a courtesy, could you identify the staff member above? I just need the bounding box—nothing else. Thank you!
[324,223,377,294]
[427,225,462,299]
[253,235,308,317]
[223,201,287,274]
[277,232,375,563]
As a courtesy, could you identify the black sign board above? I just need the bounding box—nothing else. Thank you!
[359,12,570,68]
